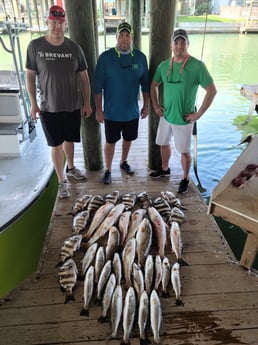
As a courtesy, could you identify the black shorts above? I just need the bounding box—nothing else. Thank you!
[40,109,81,147]
[104,118,139,144]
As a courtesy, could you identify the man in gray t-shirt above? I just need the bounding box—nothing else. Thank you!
[26,5,92,198]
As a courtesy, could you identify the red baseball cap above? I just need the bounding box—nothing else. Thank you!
[48,5,66,21]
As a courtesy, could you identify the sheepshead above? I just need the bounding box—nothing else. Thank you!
[58,258,78,304]
[94,246,106,284]
[138,291,150,345]
[112,252,122,285]
[150,289,162,344]
[161,256,171,297]
[136,217,153,268]
[72,210,90,234]
[71,194,92,215]
[154,254,162,290]
[98,273,116,323]
[144,254,154,294]
[132,263,144,300]
[122,286,136,345]
[118,210,131,246]
[153,196,171,223]
[57,234,82,266]
[105,190,120,204]
[121,192,137,210]
[80,265,94,316]
[106,225,120,261]
[86,203,125,247]
[171,262,184,306]
[161,190,176,205]
[96,259,112,303]
[169,221,188,266]
[169,207,185,224]
[87,194,105,214]
[81,242,98,276]
[122,237,136,288]
[148,207,167,258]
[83,202,114,240]
[111,284,123,337]
[126,208,147,242]
[137,191,153,209]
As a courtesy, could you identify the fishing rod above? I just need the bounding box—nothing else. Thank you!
[192,0,210,193]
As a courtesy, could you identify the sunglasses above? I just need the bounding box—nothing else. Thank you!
[50,10,65,17]
[167,72,183,84]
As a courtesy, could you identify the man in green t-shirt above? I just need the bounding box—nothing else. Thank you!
[150,29,217,193]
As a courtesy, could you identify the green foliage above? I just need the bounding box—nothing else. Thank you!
[233,115,258,139]
[177,15,243,23]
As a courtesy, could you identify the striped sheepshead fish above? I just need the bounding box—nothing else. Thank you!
[56,234,82,266]
[169,207,185,224]
[137,191,153,209]
[87,194,105,214]
[72,210,90,234]
[58,258,78,304]
[71,194,92,216]
[121,192,137,210]
[105,190,120,204]
[153,196,171,223]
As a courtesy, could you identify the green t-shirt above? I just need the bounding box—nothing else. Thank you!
[153,55,213,125]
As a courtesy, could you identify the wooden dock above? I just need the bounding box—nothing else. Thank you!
[0,118,258,345]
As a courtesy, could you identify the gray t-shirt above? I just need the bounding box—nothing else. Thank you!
[26,36,88,112]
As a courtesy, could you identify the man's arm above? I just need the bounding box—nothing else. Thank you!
[26,68,40,120]
[150,80,164,117]
[185,82,217,122]
[80,70,92,118]
[94,93,104,123]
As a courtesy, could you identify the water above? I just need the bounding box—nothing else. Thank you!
[1,31,257,267]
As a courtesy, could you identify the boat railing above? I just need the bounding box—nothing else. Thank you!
[0,21,36,148]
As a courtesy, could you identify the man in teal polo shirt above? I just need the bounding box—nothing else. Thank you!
[94,22,149,184]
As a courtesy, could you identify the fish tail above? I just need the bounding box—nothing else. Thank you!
[64,293,75,304]
[176,298,184,306]
[178,258,189,266]
[98,315,109,323]
[80,308,89,317]
[140,338,152,345]
[161,291,170,298]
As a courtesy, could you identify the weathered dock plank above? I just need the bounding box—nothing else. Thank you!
[0,119,258,345]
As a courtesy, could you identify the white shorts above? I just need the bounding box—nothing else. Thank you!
[155,117,193,153]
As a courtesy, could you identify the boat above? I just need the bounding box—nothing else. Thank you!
[208,134,258,270]
[0,22,54,297]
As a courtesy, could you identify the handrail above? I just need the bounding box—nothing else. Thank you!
[0,22,32,125]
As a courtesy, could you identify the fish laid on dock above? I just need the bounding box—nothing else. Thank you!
[80,265,94,316]
[58,258,78,304]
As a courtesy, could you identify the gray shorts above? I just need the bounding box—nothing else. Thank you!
[155,117,193,153]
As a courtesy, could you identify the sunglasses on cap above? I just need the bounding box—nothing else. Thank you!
[50,10,65,18]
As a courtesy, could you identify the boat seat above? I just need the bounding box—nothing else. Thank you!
[0,123,21,135]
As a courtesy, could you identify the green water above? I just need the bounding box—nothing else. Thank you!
[0,174,57,298]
